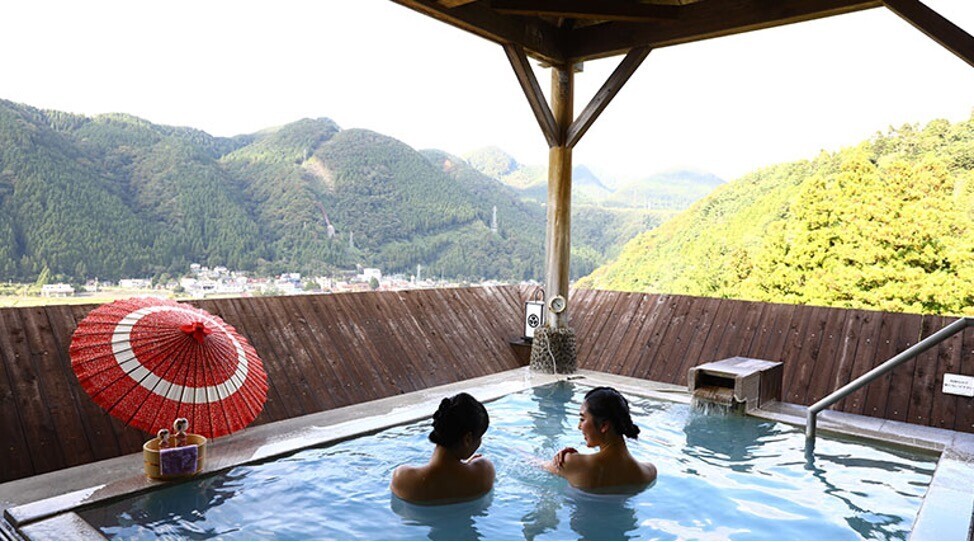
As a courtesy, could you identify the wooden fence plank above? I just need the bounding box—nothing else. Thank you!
[953,326,974,433]
[328,292,401,398]
[399,290,459,385]
[276,295,347,412]
[712,299,767,362]
[333,292,416,393]
[415,289,471,381]
[742,301,782,360]
[376,292,438,390]
[928,318,964,429]
[778,304,819,404]
[20,306,94,467]
[882,313,924,422]
[0,308,66,475]
[791,306,835,405]
[801,306,851,405]
[660,296,716,384]
[224,296,302,421]
[644,295,697,383]
[451,288,515,377]
[748,302,799,364]
[604,292,666,375]
[906,315,945,426]
[264,296,329,413]
[302,294,376,408]
[859,312,910,420]
[672,297,725,386]
[0,321,33,481]
[626,294,679,379]
[693,299,736,367]
[580,292,631,372]
[58,304,123,461]
[822,309,866,411]
[571,289,604,362]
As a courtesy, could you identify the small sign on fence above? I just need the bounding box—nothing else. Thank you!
[942,373,974,397]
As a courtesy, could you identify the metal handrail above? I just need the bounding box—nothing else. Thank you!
[805,316,973,442]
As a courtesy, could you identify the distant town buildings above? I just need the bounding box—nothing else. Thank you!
[118,279,151,289]
[360,268,382,282]
[20,262,525,305]
[41,283,75,297]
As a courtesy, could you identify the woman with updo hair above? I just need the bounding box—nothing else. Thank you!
[391,393,495,504]
[544,386,657,491]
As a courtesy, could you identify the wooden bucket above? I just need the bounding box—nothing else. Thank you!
[143,434,207,480]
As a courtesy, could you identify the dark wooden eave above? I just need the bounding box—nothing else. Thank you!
[571,0,886,60]
[389,0,891,64]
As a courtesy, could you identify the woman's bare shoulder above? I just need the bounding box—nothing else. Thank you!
[640,461,658,483]
[467,455,495,476]
[390,464,421,499]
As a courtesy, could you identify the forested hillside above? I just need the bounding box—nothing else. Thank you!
[580,114,974,315]
[0,99,650,283]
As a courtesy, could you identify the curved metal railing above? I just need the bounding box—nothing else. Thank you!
[805,316,973,442]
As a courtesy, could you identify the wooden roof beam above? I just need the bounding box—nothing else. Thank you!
[390,0,569,64]
[569,0,884,61]
[566,46,651,148]
[504,44,561,147]
[491,0,682,23]
[883,0,974,68]
[437,0,478,6]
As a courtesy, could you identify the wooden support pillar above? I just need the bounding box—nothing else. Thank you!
[503,45,648,356]
[546,64,573,329]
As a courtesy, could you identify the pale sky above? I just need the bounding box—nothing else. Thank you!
[2,0,973,182]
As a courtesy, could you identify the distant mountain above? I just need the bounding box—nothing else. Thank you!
[0,99,658,283]
[605,169,724,209]
[464,146,721,209]
[464,146,544,190]
[0,100,550,281]
[580,114,974,315]
[515,164,613,204]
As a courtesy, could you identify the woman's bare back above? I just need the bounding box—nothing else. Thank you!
[391,456,495,504]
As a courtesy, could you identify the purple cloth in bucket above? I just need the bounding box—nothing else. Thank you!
[159,444,198,476]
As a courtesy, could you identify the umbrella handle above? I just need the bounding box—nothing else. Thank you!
[180,321,212,344]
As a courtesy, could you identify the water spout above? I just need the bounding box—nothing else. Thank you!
[690,385,744,415]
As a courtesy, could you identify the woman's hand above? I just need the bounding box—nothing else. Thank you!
[553,447,578,469]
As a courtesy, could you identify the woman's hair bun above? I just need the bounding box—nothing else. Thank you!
[624,422,641,439]
[583,386,640,440]
[428,393,489,448]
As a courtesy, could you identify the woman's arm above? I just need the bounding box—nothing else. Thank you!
[542,447,578,475]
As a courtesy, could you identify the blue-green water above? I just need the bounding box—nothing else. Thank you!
[82,382,937,540]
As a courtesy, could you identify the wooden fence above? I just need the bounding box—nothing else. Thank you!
[569,289,974,432]
[0,286,971,484]
[0,287,525,484]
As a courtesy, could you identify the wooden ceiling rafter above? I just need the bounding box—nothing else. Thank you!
[883,0,974,68]
[566,46,652,148]
[504,43,561,147]
[392,0,569,64]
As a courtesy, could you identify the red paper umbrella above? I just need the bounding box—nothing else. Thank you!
[70,297,268,438]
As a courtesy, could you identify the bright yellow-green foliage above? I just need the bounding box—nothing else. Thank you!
[579,114,974,315]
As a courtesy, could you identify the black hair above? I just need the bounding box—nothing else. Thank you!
[429,393,489,448]
[583,386,640,439]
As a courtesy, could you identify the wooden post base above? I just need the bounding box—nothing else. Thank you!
[529,327,578,374]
